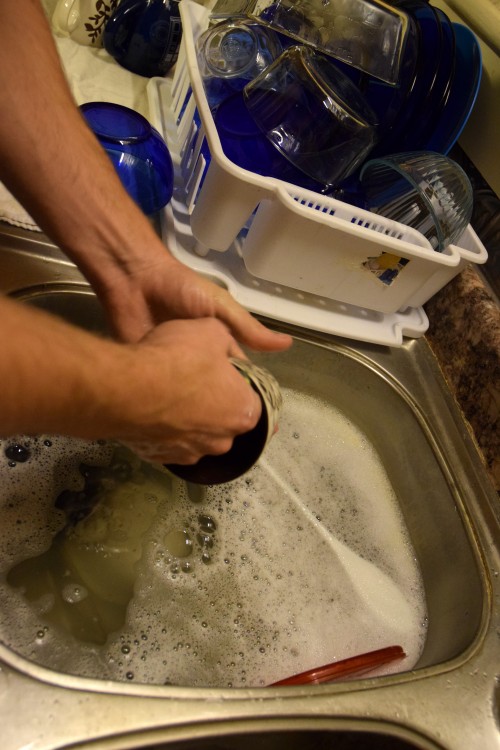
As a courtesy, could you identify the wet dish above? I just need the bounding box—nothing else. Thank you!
[399,6,456,150]
[80,101,174,214]
[371,0,443,157]
[424,22,482,154]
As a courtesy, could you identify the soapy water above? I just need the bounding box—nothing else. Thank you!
[0,389,427,687]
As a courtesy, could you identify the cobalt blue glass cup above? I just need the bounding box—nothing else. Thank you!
[103,0,182,77]
[80,102,174,215]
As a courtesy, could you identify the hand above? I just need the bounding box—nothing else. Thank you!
[117,317,263,464]
[0,0,291,355]
[0,295,262,466]
[0,0,290,466]
[91,245,293,351]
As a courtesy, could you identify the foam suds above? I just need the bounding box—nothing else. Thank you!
[0,388,427,687]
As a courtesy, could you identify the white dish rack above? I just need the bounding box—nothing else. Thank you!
[148,0,488,347]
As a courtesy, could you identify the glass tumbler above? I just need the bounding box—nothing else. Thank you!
[80,102,174,215]
[196,19,282,110]
[166,358,282,485]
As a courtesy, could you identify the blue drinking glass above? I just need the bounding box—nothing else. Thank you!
[103,0,182,78]
[81,101,174,214]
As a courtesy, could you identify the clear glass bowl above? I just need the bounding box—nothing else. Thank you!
[243,45,378,187]
[359,151,473,251]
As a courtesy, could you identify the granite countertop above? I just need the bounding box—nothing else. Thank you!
[425,266,500,492]
[425,148,500,493]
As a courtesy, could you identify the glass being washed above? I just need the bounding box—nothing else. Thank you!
[166,358,283,485]
[359,151,473,251]
[196,19,283,110]
[243,45,378,187]
[209,0,410,83]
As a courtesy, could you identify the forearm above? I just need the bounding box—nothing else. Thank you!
[0,294,135,439]
[0,0,293,353]
[0,0,176,292]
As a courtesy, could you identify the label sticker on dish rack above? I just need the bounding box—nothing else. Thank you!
[363,252,410,286]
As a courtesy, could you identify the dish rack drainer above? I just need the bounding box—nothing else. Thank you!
[147,0,488,347]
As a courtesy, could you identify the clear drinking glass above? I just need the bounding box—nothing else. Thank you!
[196,19,282,110]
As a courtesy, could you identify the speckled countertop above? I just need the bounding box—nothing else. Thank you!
[425,148,500,493]
[425,267,500,492]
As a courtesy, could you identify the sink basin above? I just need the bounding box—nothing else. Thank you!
[0,222,499,750]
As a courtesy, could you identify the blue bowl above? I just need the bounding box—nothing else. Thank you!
[80,102,174,214]
[103,0,182,78]
[214,91,326,191]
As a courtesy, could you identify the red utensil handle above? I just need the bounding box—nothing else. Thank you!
[270,645,406,687]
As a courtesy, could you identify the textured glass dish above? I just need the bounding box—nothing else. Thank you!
[360,151,473,251]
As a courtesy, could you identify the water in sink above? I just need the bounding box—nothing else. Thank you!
[0,386,427,687]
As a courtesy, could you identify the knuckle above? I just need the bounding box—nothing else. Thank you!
[210,437,234,456]
[240,408,258,433]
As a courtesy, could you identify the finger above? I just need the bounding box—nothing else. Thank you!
[215,295,293,352]
[227,338,247,360]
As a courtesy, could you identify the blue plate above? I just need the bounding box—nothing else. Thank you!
[400,6,456,150]
[358,13,420,137]
[424,23,482,154]
[371,0,442,156]
[214,91,325,192]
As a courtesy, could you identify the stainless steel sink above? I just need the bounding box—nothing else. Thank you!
[0,222,499,750]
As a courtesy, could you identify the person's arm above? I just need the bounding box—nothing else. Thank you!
[0,294,261,464]
[0,0,291,351]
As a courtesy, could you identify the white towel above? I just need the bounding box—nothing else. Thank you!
[0,34,151,232]
[0,183,41,232]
